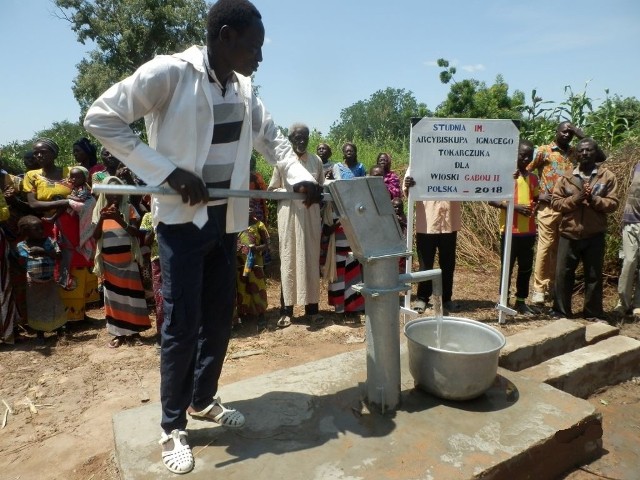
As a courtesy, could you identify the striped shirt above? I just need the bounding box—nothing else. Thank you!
[204,64,244,205]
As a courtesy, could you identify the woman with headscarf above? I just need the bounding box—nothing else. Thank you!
[22,138,100,326]
[92,176,151,348]
[73,137,103,182]
[376,152,402,199]
[323,142,366,320]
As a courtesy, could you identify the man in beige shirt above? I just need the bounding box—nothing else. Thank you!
[404,174,461,313]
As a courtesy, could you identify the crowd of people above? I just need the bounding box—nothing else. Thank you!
[0,137,156,347]
[0,124,628,342]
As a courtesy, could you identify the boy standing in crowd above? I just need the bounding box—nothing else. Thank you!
[490,140,539,316]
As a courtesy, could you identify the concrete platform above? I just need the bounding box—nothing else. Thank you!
[521,335,640,398]
[114,346,602,480]
[585,322,620,345]
[499,319,586,371]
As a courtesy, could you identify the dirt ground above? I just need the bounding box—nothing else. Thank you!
[1,262,639,480]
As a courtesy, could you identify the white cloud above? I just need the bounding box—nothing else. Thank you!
[461,64,485,73]
[424,60,439,67]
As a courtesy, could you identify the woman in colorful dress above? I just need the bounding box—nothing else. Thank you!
[236,207,270,331]
[23,138,100,325]
[376,152,402,199]
[92,176,151,348]
[324,144,366,320]
[0,183,22,344]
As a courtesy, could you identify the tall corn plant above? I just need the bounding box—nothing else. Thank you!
[586,90,630,150]
[520,89,556,145]
[555,82,593,129]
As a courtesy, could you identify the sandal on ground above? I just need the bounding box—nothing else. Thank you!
[412,299,427,314]
[307,314,325,326]
[159,429,194,474]
[187,397,245,428]
[128,334,143,346]
[256,316,268,332]
[108,336,124,349]
[277,315,291,328]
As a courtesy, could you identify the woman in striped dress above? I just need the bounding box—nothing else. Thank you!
[323,144,365,319]
[92,177,150,348]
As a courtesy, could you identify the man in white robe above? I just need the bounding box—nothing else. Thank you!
[269,123,324,327]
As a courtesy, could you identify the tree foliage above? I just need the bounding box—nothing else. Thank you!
[54,0,208,115]
[329,87,430,148]
[435,72,525,120]
[437,58,457,85]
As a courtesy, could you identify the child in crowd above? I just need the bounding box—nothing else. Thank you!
[68,166,93,202]
[393,197,408,234]
[249,154,271,265]
[16,215,67,343]
[46,166,97,290]
[236,207,270,332]
[392,197,408,273]
[67,166,96,262]
[140,210,163,347]
[489,139,539,316]
[92,176,151,348]
[369,165,385,177]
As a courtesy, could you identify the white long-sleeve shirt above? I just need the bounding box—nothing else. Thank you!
[84,45,314,231]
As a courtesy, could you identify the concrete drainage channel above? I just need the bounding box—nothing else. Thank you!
[498,318,640,479]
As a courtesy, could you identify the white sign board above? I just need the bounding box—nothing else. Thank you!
[409,118,520,201]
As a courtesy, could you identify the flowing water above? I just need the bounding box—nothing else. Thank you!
[433,295,443,348]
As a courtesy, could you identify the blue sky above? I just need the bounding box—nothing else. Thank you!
[1,0,639,146]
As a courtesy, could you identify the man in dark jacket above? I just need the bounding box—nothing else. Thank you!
[550,138,618,320]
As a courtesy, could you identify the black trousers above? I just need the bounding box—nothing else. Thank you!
[553,233,605,318]
[499,234,536,301]
[157,205,236,433]
[416,232,457,303]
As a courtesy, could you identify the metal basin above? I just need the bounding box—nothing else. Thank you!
[404,317,506,401]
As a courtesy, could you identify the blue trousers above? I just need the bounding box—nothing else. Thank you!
[157,206,237,432]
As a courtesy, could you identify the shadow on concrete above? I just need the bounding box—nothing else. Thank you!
[183,373,520,469]
[186,386,397,468]
[399,373,519,414]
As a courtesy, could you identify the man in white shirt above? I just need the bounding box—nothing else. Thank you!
[84,0,321,474]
